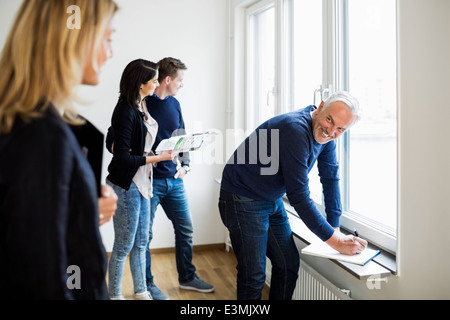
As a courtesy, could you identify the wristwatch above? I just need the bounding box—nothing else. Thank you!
[182,165,191,173]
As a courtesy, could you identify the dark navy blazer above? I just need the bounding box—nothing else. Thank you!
[0,105,108,299]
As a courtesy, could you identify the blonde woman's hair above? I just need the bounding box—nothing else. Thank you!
[0,0,119,134]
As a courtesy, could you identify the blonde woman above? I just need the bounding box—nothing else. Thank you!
[0,0,118,299]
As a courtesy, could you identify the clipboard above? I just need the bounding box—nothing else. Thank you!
[155,131,215,154]
[70,119,104,196]
[301,241,380,266]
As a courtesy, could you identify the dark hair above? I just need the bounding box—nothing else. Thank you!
[119,59,158,109]
[157,57,187,83]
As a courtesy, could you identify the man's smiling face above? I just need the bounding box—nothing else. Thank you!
[311,101,357,144]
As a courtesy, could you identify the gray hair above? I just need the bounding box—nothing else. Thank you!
[323,91,360,123]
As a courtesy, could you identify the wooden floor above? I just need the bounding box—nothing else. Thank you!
[107,245,269,300]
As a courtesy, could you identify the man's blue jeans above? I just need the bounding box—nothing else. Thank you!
[146,178,196,284]
[218,188,300,300]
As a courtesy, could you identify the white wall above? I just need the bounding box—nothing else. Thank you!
[395,0,450,298]
[0,0,227,252]
[94,0,228,251]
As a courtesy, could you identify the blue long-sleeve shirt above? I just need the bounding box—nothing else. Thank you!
[145,94,189,179]
[221,106,341,241]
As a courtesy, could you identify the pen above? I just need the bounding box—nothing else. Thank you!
[353,228,359,237]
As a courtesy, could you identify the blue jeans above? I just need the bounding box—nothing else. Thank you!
[146,178,196,284]
[218,188,300,300]
[107,181,150,298]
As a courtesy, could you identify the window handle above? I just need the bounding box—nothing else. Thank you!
[322,87,330,100]
[267,87,276,106]
[314,86,322,106]
[314,85,332,105]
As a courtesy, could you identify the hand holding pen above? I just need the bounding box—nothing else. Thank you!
[326,230,368,255]
[352,228,367,253]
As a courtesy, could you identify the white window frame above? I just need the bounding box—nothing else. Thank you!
[228,0,398,255]
[246,0,277,130]
[332,0,398,254]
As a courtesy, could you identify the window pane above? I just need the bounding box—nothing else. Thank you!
[347,0,397,231]
[292,0,323,109]
[291,0,323,203]
[252,6,275,127]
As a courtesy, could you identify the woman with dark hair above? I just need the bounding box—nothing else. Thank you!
[106,59,176,300]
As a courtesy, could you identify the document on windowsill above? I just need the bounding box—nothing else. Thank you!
[155,131,214,154]
[301,241,380,266]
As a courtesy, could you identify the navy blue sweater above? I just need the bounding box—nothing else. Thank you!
[146,94,189,179]
[221,106,341,241]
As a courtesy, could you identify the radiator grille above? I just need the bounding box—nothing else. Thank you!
[293,261,352,300]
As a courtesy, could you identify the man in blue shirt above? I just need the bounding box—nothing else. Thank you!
[145,58,214,299]
[219,91,367,300]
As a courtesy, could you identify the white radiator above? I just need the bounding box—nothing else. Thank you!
[293,261,352,300]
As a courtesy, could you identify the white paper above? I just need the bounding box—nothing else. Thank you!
[155,133,208,154]
[301,241,380,266]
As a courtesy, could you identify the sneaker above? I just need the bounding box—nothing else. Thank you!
[179,275,214,293]
[133,291,152,300]
[110,295,126,300]
[148,282,169,300]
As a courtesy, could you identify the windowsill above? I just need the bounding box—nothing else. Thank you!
[215,177,396,280]
[284,199,396,280]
